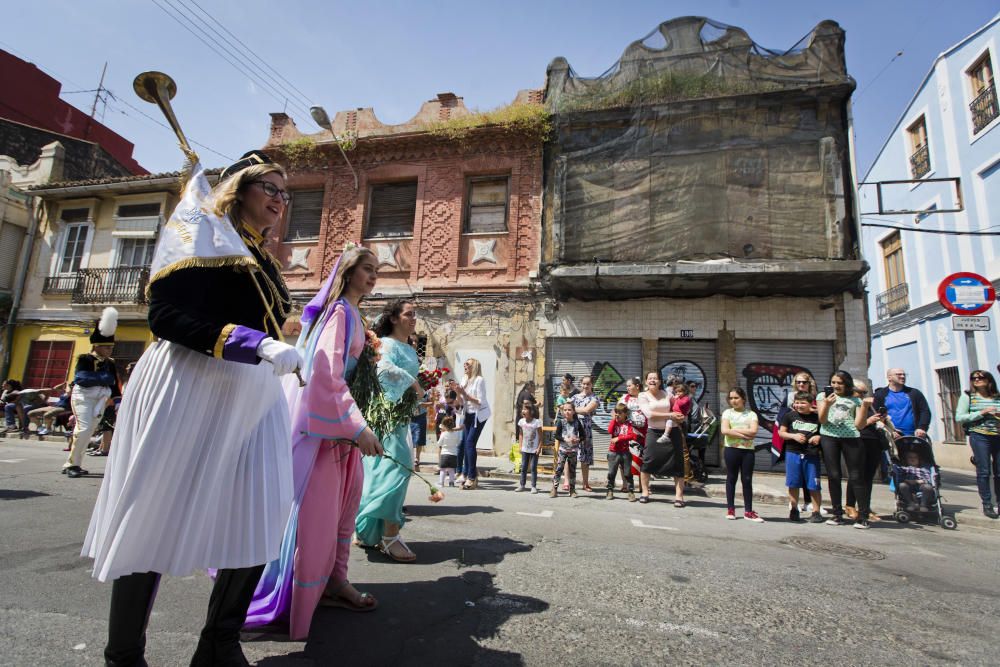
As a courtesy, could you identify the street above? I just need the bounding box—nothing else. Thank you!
[2,436,998,666]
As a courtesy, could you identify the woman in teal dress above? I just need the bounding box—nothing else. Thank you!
[356,299,421,562]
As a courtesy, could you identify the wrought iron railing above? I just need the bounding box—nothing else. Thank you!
[71,267,150,304]
[876,282,909,320]
[970,82,998,134]
[909,144,930,179]
[42,275,79,294]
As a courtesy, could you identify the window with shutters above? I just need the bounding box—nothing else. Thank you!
[58,223,89,274]
[116,203,161,218]
[285,189,324,241]
[967,51,997,133]
[0,223,26,290]
[464,176,509,234]
[117,238,157,267]
[906,116,930,179]
[365,181,417,239]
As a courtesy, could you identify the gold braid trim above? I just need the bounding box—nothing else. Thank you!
[214,323,237,359]
[145,256,258,298]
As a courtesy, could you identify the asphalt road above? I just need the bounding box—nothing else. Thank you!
[2,436,999,666]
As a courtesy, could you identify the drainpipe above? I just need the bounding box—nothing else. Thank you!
[1,194,41,379]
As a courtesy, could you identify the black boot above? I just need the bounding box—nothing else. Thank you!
[104,572,161,667]
[190,565,265,667]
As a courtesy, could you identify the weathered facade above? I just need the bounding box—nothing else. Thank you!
[265,91,545,451]
[536,17,869,468]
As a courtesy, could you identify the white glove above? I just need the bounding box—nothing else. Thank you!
[256,337,304,376]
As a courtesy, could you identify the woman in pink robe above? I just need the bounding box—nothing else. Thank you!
[245,245,382,640]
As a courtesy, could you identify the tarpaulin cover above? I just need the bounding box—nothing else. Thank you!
[544,17,857,264]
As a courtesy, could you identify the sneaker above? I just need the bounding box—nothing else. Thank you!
[819,507,830,517]
[449,481,455,487]
[826,514,845,526]
[550,487,558,498]
[853,518,870,530]
[726,508,736,520]
[744,511,764,523]
[984,506,1000,519]
[799,504,808,513]
[627,491,636,502]
[456,475,466,485]
[789,507,801,522]
[808,512,824,524]
[514,486,525,492]
[530,487,538,494]
[66,466,87,478]
[36,427,49,436]
[570,490,578,498]
[606,490,614,500]
[656,432,671,444]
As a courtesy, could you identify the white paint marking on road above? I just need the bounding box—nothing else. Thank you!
[73,644,86,650]
[910,546,945,558]
[631,519,677,531]
[516,510,553,518]
[0,459,26,463]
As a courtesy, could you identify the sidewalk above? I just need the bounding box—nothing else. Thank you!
[465,451,998,532]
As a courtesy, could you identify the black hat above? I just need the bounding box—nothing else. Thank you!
[90,307,118,344]
[220,150,273,181]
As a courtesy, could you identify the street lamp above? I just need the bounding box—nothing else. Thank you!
[310,105,358,191]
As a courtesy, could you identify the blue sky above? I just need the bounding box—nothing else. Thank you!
[3,0,997,175]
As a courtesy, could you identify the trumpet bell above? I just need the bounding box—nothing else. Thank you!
[134,71,177,104]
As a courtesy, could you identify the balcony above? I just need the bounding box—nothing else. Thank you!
[876,282,909,320]
[42,275,78,295]
[970,82,998,134]
[69,267,150,305]
[909,144,930,179]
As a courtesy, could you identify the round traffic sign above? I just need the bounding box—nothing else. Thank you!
[938,272,996,315]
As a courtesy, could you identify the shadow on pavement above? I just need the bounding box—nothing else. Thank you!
[253,540,545,666]
[405,504,503,518]
[0,489,51,500]
[361,536,532,567]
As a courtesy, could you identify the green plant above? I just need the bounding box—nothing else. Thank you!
[425,103,551,142]
[279,137,322,166]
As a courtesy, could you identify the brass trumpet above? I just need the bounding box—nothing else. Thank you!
[133,71,196,159]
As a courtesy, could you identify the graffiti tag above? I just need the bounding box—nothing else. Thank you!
[741,362,812,432]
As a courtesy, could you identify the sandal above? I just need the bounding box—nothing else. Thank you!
[673,500,686,508]
[320,580,378,612]
[378,534,416,563]
[582,486,594,492]
[638,496,649,504]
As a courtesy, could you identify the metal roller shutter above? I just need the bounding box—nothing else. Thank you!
[545,338,643,460]
[733,339,835,472]
[658,339,720,466]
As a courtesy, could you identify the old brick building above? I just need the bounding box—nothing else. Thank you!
[264,91,545,451]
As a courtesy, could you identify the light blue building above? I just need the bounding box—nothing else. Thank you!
[862,13,1000,450]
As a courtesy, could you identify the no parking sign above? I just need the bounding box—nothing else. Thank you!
[938,272,996,317]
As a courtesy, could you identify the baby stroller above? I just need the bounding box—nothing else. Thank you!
[890,436,957,530]
[684,405,717,484]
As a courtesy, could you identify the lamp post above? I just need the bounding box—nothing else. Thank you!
[310,105,358,191]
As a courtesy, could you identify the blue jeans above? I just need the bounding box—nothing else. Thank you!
[409,413,427,448]
[519,451,538,488]
[4,403,16,428]
[969,432,1000,506]
[462,415,487,481]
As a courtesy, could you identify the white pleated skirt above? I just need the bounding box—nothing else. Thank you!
[83,340,293,582]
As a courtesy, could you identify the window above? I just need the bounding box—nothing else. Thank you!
[366,181,417,238]
[936,366,962,442]
[881,232,905,289]
[22,340,74,389]
[285,190,324,241]
[413,334,428,364]
[968,52,998,133]
[58,224,89,274]
[117,238,156,267]
[116,203,161,218]
[907,116,930,179]
[464,177,509,233]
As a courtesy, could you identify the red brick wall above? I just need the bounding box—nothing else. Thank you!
[273,131,542,295]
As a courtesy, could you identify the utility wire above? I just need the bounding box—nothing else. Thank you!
[149,0,314,124]
[861,216,1000,236]
[181,0,315,111]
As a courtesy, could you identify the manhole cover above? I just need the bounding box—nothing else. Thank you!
[779,536,885,561]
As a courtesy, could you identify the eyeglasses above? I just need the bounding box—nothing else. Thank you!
[250,180,291,204]
[973,375,987,380]
[795,380,809,384]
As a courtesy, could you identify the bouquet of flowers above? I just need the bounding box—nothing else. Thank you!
[417,366,451,392]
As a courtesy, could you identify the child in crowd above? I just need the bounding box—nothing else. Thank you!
[721,387,764,522]
[554,383,573,420]
[436,415,462,487]
[779,392,824,523]
[552,402,584,498]
[436,389,460,438]
[607,403,638,501]
[657,381,692,444]
[893,450,937,512]
[516,403,542,493]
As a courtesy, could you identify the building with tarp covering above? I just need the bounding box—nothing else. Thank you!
[536,17,871,471]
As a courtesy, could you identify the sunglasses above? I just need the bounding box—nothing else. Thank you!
[973,375,987,380]
[795,380,809,384]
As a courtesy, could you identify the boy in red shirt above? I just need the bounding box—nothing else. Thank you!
[608,403,638,501]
